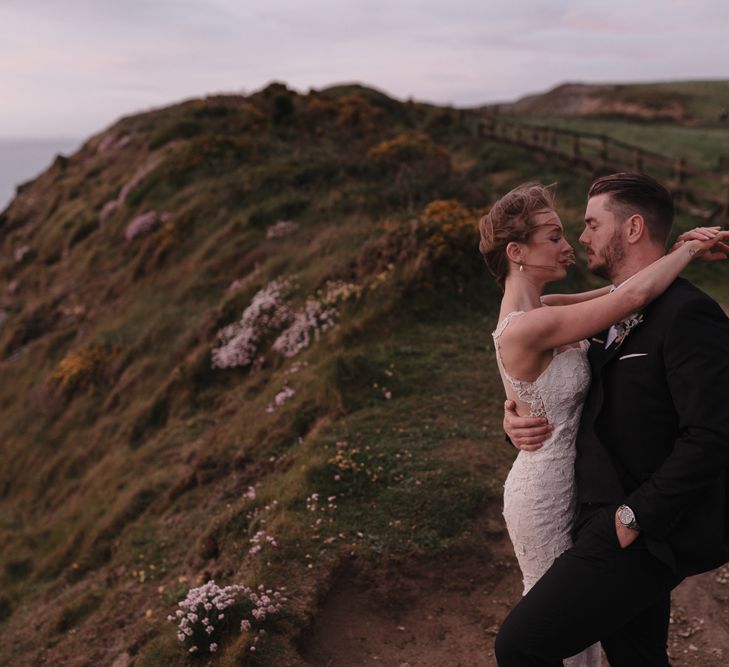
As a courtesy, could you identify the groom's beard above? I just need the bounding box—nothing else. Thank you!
[589,229,625,282]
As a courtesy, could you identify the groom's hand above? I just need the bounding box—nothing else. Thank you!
[503,400,553,451]
[615,510,640,549]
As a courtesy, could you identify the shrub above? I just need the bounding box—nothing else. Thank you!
[51,344,118,392]
[367,132,450,174]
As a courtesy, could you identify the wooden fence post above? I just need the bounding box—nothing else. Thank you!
[634,149,643,172]
[673,157,687,197]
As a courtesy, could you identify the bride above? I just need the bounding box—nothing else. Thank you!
[478,182,728,667]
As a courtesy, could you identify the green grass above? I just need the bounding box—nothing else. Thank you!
[535,116,729,170]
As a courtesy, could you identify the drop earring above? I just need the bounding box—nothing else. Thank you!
[519,263,524,272]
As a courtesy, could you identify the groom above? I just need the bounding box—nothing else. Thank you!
[495,172,729,666]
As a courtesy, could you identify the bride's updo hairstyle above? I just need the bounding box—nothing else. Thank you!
[478,182,556,289]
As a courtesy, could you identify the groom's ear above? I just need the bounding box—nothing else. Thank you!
[625,214,647,245]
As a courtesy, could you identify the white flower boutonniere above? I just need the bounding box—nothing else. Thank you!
[614,313,644,349]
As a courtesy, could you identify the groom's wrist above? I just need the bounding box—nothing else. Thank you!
[617,504,640,531]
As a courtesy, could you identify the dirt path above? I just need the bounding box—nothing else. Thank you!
[300,520,729,667]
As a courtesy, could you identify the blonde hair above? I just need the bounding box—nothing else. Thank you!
[478,183,556,289]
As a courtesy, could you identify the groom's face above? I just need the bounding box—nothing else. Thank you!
[580,194,626,282]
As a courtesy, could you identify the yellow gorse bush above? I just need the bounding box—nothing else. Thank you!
[335,94,383,134]
[367,132,448,167]
[420,199,486,250]
[52,345,117,391]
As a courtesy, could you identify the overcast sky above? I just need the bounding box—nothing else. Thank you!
[2,0,729,140]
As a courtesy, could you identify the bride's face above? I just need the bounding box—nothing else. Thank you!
[523,209,574,282]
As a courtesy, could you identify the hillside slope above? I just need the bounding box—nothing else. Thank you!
[498,80,729,125]
[0,82,728,667]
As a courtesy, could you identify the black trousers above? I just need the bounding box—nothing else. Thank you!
[495,504,682,666]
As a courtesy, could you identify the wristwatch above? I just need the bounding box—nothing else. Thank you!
[617,504,640,531]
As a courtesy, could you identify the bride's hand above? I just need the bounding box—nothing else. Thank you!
[670,227,729,261]
[684,230,729,261]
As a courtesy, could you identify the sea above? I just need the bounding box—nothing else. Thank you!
[0,139,82,212]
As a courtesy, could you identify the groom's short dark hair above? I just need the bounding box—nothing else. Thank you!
[588,172,674,246]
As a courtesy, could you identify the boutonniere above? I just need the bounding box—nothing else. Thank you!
[614,313,644,349]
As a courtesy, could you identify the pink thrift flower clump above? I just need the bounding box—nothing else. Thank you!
[306,493,337,529]
[272,280,361,358]
[211,279,293,369]
[249,529,278,556]
[240,585,287,652]
[124,211,165,240]
[97,132,131,154]
[265,385,295,413]
[272,298,337,358]
[266,220,299,239]
[169,580,242,655]
[169,580,288,656]
[100,153,167,222]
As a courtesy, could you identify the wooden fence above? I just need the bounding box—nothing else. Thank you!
[475,114,729,222]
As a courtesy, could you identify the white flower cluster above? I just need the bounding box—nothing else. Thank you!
[240,585,287,653]
[211,279,293,369]
[169,580,288,656]
[272,298,338,358]
[249,529,278,555]
[271,280,362,358]
[306,493,337,513]
[14,245,32,263]
[97,132,131,154]
[285,360,308,375]
[266,220,299,239]
[265,385,295,413]
[124,210,172,241]
[246,585,286,623]
[306,493,337,529]
[246,500,279,528]
[213,278,362,367]
[100,152,167,222]
[168,580,241,655]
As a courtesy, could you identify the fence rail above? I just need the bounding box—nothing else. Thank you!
[475,114,729,222]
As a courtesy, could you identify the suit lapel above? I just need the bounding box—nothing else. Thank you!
[600,338,624,369]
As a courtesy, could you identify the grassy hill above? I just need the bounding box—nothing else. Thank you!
[494,81,729,171]
[0,82,727,666]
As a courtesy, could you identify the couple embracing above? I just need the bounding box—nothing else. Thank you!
[479,173,729,666]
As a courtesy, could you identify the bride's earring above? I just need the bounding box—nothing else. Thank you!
[519,263,524,272]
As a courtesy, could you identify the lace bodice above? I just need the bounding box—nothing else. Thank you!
[492,310,590,422]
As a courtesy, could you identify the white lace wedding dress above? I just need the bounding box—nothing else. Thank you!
[493,311,602,667]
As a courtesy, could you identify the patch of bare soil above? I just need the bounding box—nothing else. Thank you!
[300,516,729,667]
[298,506,518,667]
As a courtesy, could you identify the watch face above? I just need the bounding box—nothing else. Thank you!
[619,507,634,525]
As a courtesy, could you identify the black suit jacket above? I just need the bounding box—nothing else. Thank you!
[575,277,729,577]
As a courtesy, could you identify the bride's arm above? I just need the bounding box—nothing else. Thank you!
[540,285,612,306]
[541,226,728,307]
[509,233,729,353]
